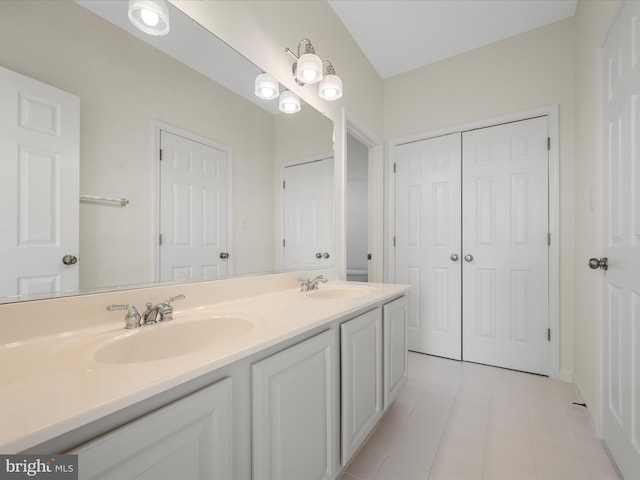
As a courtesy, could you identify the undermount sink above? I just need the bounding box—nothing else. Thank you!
[306,285,376,300]
[94,316,254,364]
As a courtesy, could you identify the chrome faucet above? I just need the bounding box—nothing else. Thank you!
[142,294,186,325]
[107,294,185,329]
[298,275,328,291]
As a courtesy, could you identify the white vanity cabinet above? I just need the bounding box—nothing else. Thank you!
[251,329,340,480]
[340,308,383,462]
[71,378,233,480]
[383,295,408,408]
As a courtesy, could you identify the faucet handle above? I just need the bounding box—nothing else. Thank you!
[159,294,185,322]
[107,304,141,329]
[164,294,185,305]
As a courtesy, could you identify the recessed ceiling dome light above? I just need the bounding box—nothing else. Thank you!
[128,0,170,36]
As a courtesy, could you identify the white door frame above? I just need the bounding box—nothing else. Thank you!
[152,121,233,281]
[345,112,384,283]
[386,105,560,379]
[594,1,624,438]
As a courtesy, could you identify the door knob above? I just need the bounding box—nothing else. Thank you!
[323,252,330,259]
[588,257,608,271]
[315,252,323,259]
[219,252,229,259]
[450,254,459,262]
[464,254,474,262]
[62,255,78,265]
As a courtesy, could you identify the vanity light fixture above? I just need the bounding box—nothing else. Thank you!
[287,38,323,85]
[128,0,170,36]
[278,90,301,114]
[254,73,280,100]
[318,61,343,101]
[286,38,342,101]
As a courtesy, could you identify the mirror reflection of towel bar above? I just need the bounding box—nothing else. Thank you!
[80,195,129,207]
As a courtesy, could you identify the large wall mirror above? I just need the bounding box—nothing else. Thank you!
[0,0,334,304]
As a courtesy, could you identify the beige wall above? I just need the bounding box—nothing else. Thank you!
[384,18,578,378]
[573,0,616,412]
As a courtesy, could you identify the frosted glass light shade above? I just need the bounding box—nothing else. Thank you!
[296,53,323,84]
[279,91,301,114]
[319,74,343,101]
[254,73,279,100]
[128,0,170,36]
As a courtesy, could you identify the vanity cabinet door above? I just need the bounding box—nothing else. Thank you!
[341,308,383,464]
[252,329,339,480]
[383,296,408,409]
[71,378,233,480]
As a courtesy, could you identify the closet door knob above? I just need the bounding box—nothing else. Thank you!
[450,254,459,261]
[588,257,608,270]
[62,255,78,265]
[464,254,474,262]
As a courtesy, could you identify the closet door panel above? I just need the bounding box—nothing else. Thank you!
[462,117,549,375]
[395,133,462,360]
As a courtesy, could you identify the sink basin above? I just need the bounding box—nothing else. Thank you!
[306,285,376,300]
[94,316,254,364]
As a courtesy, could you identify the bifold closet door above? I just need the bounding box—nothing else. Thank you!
[462,117,549,375]
[394,133,462,360]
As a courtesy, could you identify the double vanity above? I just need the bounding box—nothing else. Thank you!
[0,273,408,479]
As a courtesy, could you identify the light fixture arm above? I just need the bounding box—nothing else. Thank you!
[285,38,315,60]
[323,60,336,76]
[297,38,315,57]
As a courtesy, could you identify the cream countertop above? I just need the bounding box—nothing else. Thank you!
[0,273,408,453]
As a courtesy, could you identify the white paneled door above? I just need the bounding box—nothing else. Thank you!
[395,133,462,360]
[283,158,334,270]
[599,2,640,477]
[159,130,229,282]
[462,118,549,375]
[394,117,549,375]
[0,66,79,298]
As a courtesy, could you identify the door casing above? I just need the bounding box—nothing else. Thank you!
[386,105,560,379]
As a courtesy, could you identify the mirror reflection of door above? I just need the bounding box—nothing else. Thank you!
[159,130,230,282]
[346,134,369,282]
[0,66,80,299]
[282,157,334,270]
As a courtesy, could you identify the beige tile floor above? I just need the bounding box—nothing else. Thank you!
[340,352,621,480]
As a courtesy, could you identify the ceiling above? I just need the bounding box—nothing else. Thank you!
[327,0,577,79]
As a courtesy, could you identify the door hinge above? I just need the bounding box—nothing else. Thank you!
[547,137,551,151]
[159,149,163,161]
[393,236,396,247]
[282,239,286,247]
[547,233,551,246]
[367,253,372,260]
[159,233,163,246]
[393,162,397,174]
[548,328,551,341]
[282,180,285,189]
